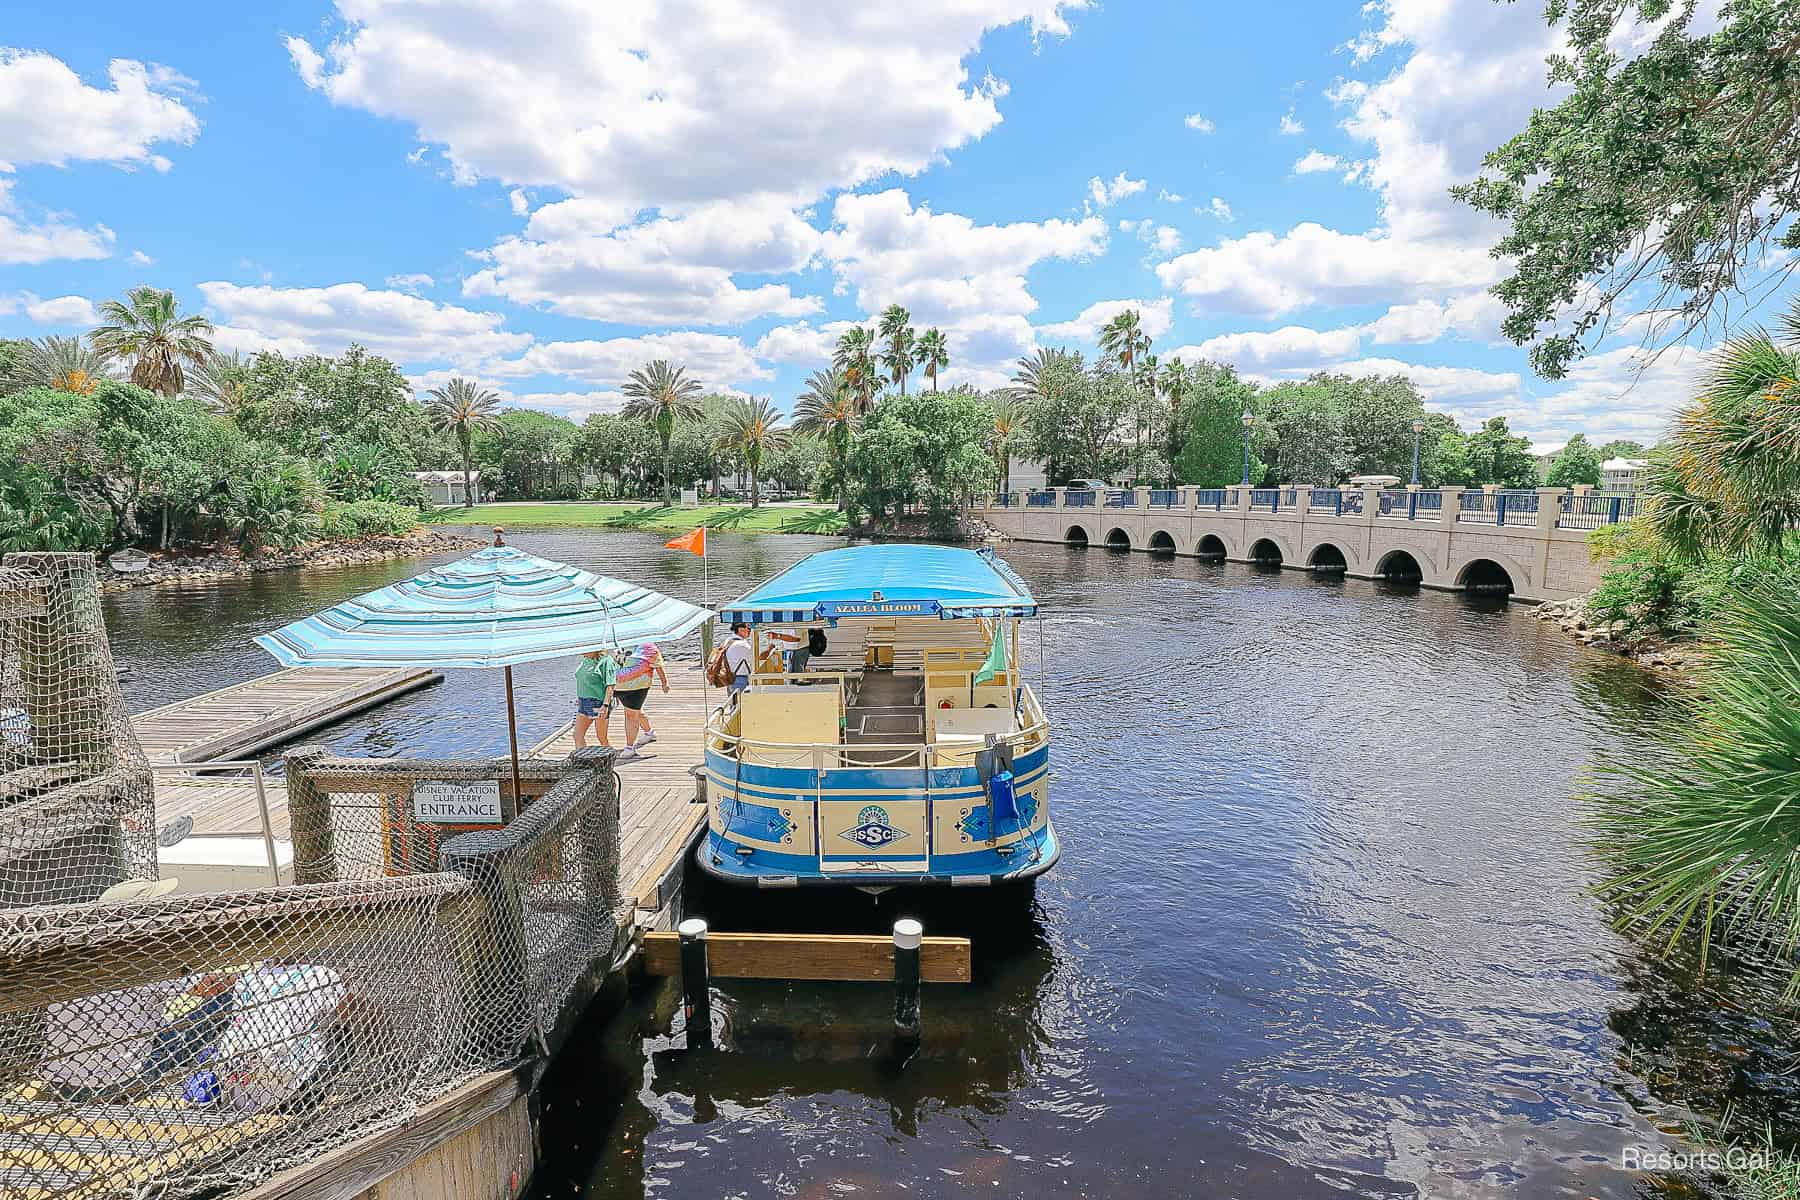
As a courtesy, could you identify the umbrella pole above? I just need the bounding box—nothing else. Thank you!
[504,665,523,816]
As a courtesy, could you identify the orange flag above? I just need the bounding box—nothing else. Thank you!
[664,527,706,557]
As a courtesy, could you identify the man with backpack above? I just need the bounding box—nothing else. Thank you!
[720,621,753,697]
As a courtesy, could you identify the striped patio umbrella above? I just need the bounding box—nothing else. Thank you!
[254,544,712,798]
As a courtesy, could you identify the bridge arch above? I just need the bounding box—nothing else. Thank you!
[1196,531,1229,559]
[1064,524,1091,547]
[1305,541,1349,573]
[1103,526,1133,550]
[1375,548,1424,585]
[1456,556,1518,596]
[1248,537,1285,567]
[1146,529,1178,555]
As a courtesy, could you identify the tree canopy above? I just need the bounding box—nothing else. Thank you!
[1455,0,1800,378]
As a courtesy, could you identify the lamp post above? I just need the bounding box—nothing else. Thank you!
[1240,411,1254,486]
[1410,419,1424,486]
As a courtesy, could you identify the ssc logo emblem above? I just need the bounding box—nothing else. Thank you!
[841,804,909,848]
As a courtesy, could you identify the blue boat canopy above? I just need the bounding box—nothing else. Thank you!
[719,544,1036,625]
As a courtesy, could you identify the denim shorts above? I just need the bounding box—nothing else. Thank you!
[577,696,610,717]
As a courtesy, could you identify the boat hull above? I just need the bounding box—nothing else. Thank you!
[696,740,1057,888]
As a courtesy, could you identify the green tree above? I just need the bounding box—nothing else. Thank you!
[844,390,993,532]
[877,304,916,395]
[834,326,878,411]
[1174,362,1263,486]
[480,409,581,499]
[988,394,1024,493]
[1455,0,1800,378]
[1009,348,1099,482]
[1598,439,1648,461]
[1415,413,1467,486]
[1260,380,1348,483]
[1099,309,1151,480]
[577,412,633,497]
[425,377,502,508]
[717,396,788,507]
[1326,374,1427,479]
[89,286,215,397]
[621,359,705,504]
[234,346,433,466]
[917,327,949,391]
[1158,358,1191,485]
[793,368,858,509]
[1545,433,1603,488]
[1462,416,1538,488]
[185,350,251,415]
[1645,304,1800,559]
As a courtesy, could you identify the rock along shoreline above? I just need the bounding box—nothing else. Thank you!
[1533,593,1705,676]
[98,528,487,593]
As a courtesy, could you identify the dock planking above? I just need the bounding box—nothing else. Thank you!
[132,666,441,765]
[530,663,719,912]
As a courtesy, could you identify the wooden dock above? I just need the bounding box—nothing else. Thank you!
[132,666,441,764]
[530,664,718,913]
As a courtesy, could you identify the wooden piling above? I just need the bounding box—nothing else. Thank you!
[679,918,713,1050]
[892,918,922,1043]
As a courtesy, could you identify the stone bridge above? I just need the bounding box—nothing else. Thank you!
[973,485,1635,603]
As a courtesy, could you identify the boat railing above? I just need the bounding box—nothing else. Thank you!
[705,691,1051,772]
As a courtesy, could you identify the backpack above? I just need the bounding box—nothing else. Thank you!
[807,628,828,656]
[706,643,735,688]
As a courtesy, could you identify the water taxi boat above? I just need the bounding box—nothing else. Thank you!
[698,544,1057,889]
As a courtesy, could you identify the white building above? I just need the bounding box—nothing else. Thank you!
[413,470,483,506]
[1600,457,1650,494]
[1003,456,1049,491]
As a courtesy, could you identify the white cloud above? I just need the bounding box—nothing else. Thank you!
[1312,357,1522,407]
[464,198,823,325]
[128,249,154,266]
[1158,188,1183,203]
[288,2,1086,214]
[198,281,533,364]
[507,389,628,417]
[0,179,114,264]
[1183,112,1215,133]
[0,291,99,325]
[507,188,530,217]
[384,272,435,292]
[752,319,858,366]
[1279,109,1304,135]
[1526,343,1704,443]
[1086,171,1146,209]
[0,50,198,171]
[1364,293,1508,345]
[1293,150,1342,175]
[1156,222,1501,317]
[505,331,770,389]
[1037,297,1174,344]
[1205,197,1234,222]
[1168,325,1365,372]
[284,37,325,89]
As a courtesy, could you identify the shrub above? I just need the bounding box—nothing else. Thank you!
[319,499,419,539]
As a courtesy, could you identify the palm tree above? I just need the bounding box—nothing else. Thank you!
[1160,358,1191,485]
[1645,301,1800,560]
[718,396,789,508]
[621,360,706,504]
[1007,347,1079,406]
[877,304,916,395]
[793,368,859,509]
[186,350,252,415]
[989,395,1024,494]
[917,328,949,391]
[1100,309,1151,481]
[425,377,503,508]
[89,286,215,397]
[15,336,113,395]
[833,327,878,411]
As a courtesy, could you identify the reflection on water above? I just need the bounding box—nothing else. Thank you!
[100,530,1800,1198]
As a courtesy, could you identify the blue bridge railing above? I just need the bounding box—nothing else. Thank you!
[1104,489,1136,508]
[1559,492,1636,529]
[1149,488,1182,508]
[1065,489,1096,507]
[1026,490,1054,507]
[1310,488,1343,516]
[1194,488,1227,509]
[1249,488,1281,511]
[1458,489,1538,526]
[991,492,1013,506]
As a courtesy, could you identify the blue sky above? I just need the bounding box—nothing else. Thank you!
[0,1,1774,450]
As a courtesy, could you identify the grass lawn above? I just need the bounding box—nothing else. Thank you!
[426,500,848,536]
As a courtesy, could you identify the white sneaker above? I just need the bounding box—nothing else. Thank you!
[636,731,658,747]
[614,746,640,761]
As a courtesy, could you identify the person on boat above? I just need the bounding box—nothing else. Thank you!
[764,627,807,673]
[614,641,669,750]
[574,649,631,758]
[724,621,754,698]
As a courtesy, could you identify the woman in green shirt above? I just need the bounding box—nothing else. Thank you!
[573,650,620,753]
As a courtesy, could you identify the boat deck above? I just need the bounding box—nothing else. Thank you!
[529,664,719,910]
[132,667,440,764]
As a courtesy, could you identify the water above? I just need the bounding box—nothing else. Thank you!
[101,529,1800,1198]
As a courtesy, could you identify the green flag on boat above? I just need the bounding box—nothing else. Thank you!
[973,622,1007,684]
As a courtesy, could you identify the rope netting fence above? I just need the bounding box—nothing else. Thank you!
[0,553,628,1199]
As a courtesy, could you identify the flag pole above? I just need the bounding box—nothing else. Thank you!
[700,528,710,717]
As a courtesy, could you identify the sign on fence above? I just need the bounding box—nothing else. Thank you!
[414,778,503,825]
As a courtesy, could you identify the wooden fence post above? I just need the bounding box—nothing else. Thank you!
[285,745,336,884]
[893,918,922,1044]
[679,918,713,1050]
